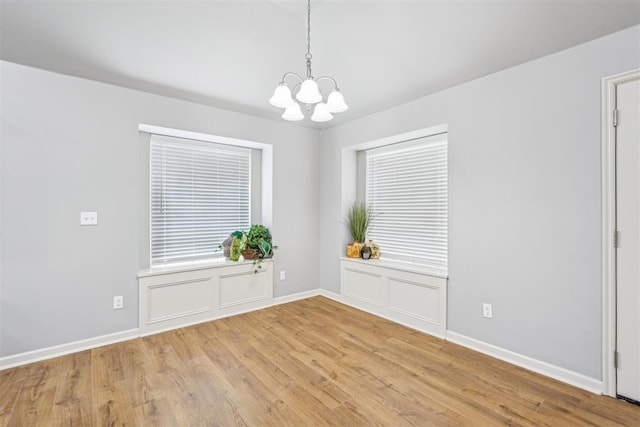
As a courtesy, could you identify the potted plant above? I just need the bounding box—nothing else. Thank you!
[243,224,272,256]
[243,224,274,272]
[346,202,374,258]
[220,225,274,272]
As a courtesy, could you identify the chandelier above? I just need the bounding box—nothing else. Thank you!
[269,0,348,122]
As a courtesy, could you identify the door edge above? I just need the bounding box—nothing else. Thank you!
[601,68,640,397]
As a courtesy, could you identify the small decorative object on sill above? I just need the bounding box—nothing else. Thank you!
[370,240,380,259]
[230,237,241,261]
[222,235,233,259]
[347,241,361,258]
[360,244,372,260]
[221,230,244,260]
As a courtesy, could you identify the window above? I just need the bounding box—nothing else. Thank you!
[365,133,448,269]
[150,135,251,265]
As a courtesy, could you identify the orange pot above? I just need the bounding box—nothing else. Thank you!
[346,241,362,258]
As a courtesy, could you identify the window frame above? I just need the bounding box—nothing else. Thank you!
[360,132,448,270]
[138,124,273,270]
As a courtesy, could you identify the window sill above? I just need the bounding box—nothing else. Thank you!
[138,257,271,278]
[339,256,448,279]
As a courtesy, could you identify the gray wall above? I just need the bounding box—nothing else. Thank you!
[0,61,320,356]
[2,25,639,380]
[318,26,640,380]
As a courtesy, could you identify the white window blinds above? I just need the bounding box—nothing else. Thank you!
[150,135,251,265]
[365,133,448,269]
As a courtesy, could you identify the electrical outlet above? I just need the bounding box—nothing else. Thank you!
[80,211,98,225]
[482,303,493,319]
[280,271,286,281]
[113,296,123,310]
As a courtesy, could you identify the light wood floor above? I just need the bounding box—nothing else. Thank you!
[1,296,639,426]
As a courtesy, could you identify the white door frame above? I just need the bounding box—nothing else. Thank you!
[601,68,640,397]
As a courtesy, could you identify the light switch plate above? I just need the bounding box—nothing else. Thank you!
[80,211,98,225]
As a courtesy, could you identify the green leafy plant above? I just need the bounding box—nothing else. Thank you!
[220,225,274,272]
[245,224,273,256]
[346,202,374,243]
[245,224,274,273]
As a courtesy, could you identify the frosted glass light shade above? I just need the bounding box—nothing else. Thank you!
[311,102,333,122]
[326,90,348,113]
[296,79,322,104]
[269,84,294,108]
[282,102,304,121]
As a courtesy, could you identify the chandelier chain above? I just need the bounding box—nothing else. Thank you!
[305,0,312,77]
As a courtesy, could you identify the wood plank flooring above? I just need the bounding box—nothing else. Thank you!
[1,296,639,426]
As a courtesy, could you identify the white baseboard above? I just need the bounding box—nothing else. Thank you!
[318,289,342,301]
[271,288,605,395]
[324,291,448,340]
[2,289,330,371]
[271,288,344,305]
[273,289,321,305]
[138,301,274,338]
[0,328,139,370]
[446,331,603,394]
[0,287,605,397]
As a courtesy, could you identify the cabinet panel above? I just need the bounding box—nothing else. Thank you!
[340,258,447,338]
[220,269,271,308]
[139,260,273,335]
[342,267,385,306]
[389,277,440,324]
[148,276,214,323]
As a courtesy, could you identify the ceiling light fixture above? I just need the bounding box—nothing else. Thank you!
[269,0,348,122]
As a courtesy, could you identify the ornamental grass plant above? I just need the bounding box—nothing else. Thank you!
[346,202,374,243]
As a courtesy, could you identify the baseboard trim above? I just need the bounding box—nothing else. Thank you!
[273,289,321,305]
[2,290,327,370]
[446,331,603,394]
[318,289,342,301]
[0,328,139,370]
[138,301,274,338]
[322,291,447,339]
[272,289,345,305]
[0,287,605,396]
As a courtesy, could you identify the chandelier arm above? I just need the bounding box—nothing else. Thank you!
[316,76,339,91]
[291,82,302,97]
[280,72,304,85]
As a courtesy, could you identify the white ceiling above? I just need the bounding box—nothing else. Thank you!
[1,0,639,128]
